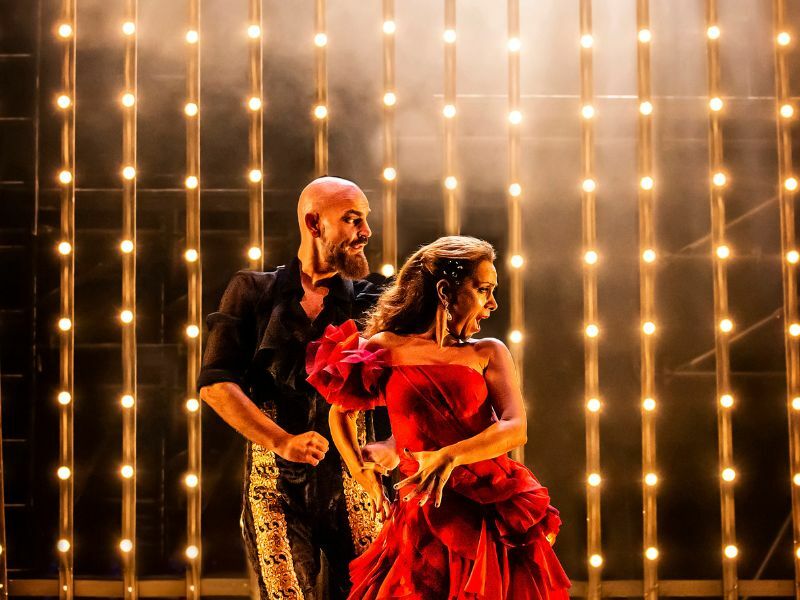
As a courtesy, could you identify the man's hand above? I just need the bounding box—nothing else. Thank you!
[275,431,329,465]
[362,437,400,472]
[355,463,391,520]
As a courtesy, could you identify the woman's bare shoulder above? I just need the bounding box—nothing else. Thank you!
[364,330,404,351]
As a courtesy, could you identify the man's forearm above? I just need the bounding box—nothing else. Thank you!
[200,381,290,452]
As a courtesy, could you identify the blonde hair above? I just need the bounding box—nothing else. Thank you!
[364,236,496,336]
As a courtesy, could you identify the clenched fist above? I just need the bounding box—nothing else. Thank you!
[275,431,330,465]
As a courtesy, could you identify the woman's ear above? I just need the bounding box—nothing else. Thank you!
[435,280,451,305]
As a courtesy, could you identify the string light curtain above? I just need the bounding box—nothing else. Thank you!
[635,1,659,596]
[381,0,397,279]
[704,3,739,596]
[118,0,138,597]
[772,0,800,580]
[183,0,202,596]
[442,0,458,235]
[314,0,328,176]
[55,0,77,597]
[247,0,264,270]
[578,0,602,596]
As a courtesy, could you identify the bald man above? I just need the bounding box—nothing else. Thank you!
[198,177,395,599]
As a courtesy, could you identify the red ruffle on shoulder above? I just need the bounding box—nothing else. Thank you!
[306,319,387,411]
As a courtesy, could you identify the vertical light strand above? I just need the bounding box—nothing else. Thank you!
[772,0,800,583]
[705,3,738,596]
[442,0,458,235]
[247,0,264,269]
[184,0,202,597]
[579,0,602,596]
[381,0,397,279]
[507,0,524,463]
[636,1,659,595]
[119,1,138,598]
[313,0,328,176]
[55,0,76,597]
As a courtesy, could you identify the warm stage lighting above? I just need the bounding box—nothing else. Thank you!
[381,264,395,278]
[120,239,134,254]
[383,92,397,107]
[586,398,601,412]
[709,97,724,112]
[185,30,199,44]
[382,20,396,35]
[580,34,594,49]
[507,37,521,52]
[247,97,262,111]
[781,104,795,118]
[185,474,199,488]
[720,394,734,408]
[640,176,654,190]
[777,32,792,46]
[642,321,656,335]
[122,21,135,36]
[643,398,656,412]
[587,473,601,487]
[508,183,522,197]
[581,104,595,119]
[185,545,200,560]
[584,250,598,265]
[314,32,327,47]
[120,310,133,324]
[724,545,738,559]
[314,105,328,120]
[185,176,199,189]
[186,398,200,412]
[793,473,800,486]
[247,247,262,261]
[787,250,799,264]
[186,325,200,338]
[509,330,523,344]
[785,177,798,191]
[121,93,135,108]
[57,23,73,39]
[638,29,652,43]
[716,245,730,259]
[57,466,71,480]
[707,25,721,40]
[120,465,134,479]
[56,94,72,109]
[508,110,522,125]
[121,395,135,409]
[639,101,653,116]
[589,554,603,568]
[644,473,658,486]
[58,318,72,332]
[442,104,457,119]
[585,324,599,338]
[57,539,71,553]
[184,102,198,117]
[510,255,524,269]
[58,391,72,405]
[645,547,659,561]
[122,166,136,180]
[382,167,397,181]
[247,25,261,39]
[719,318,733,333]
[248,169,263,183]
[58,170,73,185]
[119,539,133,553]
[712,172,727,187]
[58,241,72,255]
[642,249,656,263]
[184,249,198,263]
[582,178,596,193]
[444,176,458,190]
[443,29,456,44]
[721,468,736,482]
[789,323,800,337]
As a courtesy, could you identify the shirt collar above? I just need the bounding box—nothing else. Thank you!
[279,256,354,303]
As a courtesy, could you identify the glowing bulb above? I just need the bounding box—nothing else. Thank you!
[120,239,134,254]
[642,249,656,263]
[778,32,791,46]
[185,176,198,189]
[582,178,596,193]
[185,545,200,559]
[508,183,522,197]
[586,398,601,412]
[640,176,654,190]
[57,466,71,480]
[248,169,263,183]
[712,172,727,187]
[584,250,598,265]
[381,264,395,278]
[589,554,603,568]
[787,250,799,264]
[248,25,261,39]
[443,29,456,44]
[444,176,458,190]
[781,104,795,118]
[186,325,200,338]
[720,394,734,408]
[642,321,656,335]
[58,241,72,255]
[58,170,73,184]
[121,395,135,408]
[184,102,198,117]
[585,324,599,338]
[643,397,656,411]
[724,545,738,559]
[509,330,523,344]
[185,30,198,44]
[186,398,200,412]
[58,318,72,332]
[719,318,733,333]
[122,21,135,36]
[709,97,724,112]
[638,29,652,43]
[247,246,262,261]
[639,101,653,115]
[785,177,798,191]
[121,93,135,108]
[793,473,800,486]
[383,92,397,107]
[120,539,133,553]
[510,255,524,269]
[721,468,736,482]
[184,249,198,263]
[587,473,601,487]
[507,37,521,52]
[120,465,134,479]
[120,310,133,324]
[382,20,396,35]
[508,110,522,125]
[247,97,262,111]
[383,167,397,181]
[580,34,594,49]
[122,166,136,181]
[58,391,72,405]
[57,23,73,38]
[581,104,595,119]
[716,245,730,259]
[645,547,659,560]
[185,473,199,488]
[443,104,456,119]
[57,94,72,109]
[793,397,800,411]
[707,25,721,40]
[314,32,327,47]
[314,105,328,119]
[644,473,658,486]
[790,323,800,337]
[57,539,71,553]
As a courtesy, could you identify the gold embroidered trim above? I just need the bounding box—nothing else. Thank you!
[248,443,304,598]
[341,411,383,555]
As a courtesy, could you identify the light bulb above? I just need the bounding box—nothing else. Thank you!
[720,394,734,408]
[120,539,133,553]
[639,101,653,116]
[58,318,72,331]
[781,104,795,118]
[381,264,395,278]
[120,465,134,479]
[314,105,328,120]
[185,30,198,44]
[724,545,738,559]
[248,169,263,183]
[121,395,135,408]
[121,93,135,108]
[640,176,654,190]
[314,32,327,47]
[644,472,658,486]
[122,166,136,180]
[443,104,456,119]
[589,554,603,568]
[793,473,800,486]
[58,170,73,184]
[247,97,262,111]
[184,249,198,263]
[585,324,599,338]
[638,29,652,43]
[184,102,198,117]
[185,176,198,189]
[719,318,733,333]
[185,545,199,559]
[721,468,736,482]
[581,105,595,119]
[120,239,134,254]
[785,177,798,191]
[716,245,730,259]
[57,539,71,553]
[122,21,135,36]
[57,466,71,480]
[383,92,397,107]
[712,172,727,187]
[185,473,199,488]
[444,176,458,190]
[645,547,659,560]
[709,97,724,112]
[247,246,262,261]
[587,398,601,412]
[642,249,656,263]
[790,323,800,337]
[582,178,596,193]
[580,34,594,49]
[443,29,456,44]
[58,241,72,255]
[778,32,791,46]
[120,310,133,324]
[57,23,73,38]
[186,398,200,412]
[383,167,397,181]
[382,21,396,35]
[247,25,261,39]
[186,325,200,338]
[707,25,721,40]
[508,110,522,125]
[509,330,523,344]
[643,397,656,411]
[510,255,524,269]
[787,250,799,264]
[58,391,72,405]
[507,37,521,52]
[642,321,656,335]
[57,94,72,109]
[508,183,522,197]
[584,250,598,265]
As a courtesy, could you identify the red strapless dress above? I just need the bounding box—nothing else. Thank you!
[307,320,571,600]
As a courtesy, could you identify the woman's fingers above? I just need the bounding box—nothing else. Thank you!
[433,473,447,508]
[417,476,436,506]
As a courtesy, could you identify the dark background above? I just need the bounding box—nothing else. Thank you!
[2,0,800,589]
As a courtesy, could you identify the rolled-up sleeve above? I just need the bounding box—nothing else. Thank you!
[196,271,258,392]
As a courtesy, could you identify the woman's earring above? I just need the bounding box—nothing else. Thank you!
[444,301,453,321]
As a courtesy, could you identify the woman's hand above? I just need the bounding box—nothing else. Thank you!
[355,462,391,520]
[394,448,457,508]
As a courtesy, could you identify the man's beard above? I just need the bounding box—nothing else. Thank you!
[323,238,369,279]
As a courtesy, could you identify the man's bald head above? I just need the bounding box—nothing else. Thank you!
[297,176,366,224]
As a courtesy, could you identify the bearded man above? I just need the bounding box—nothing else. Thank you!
[198,177,397,599]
